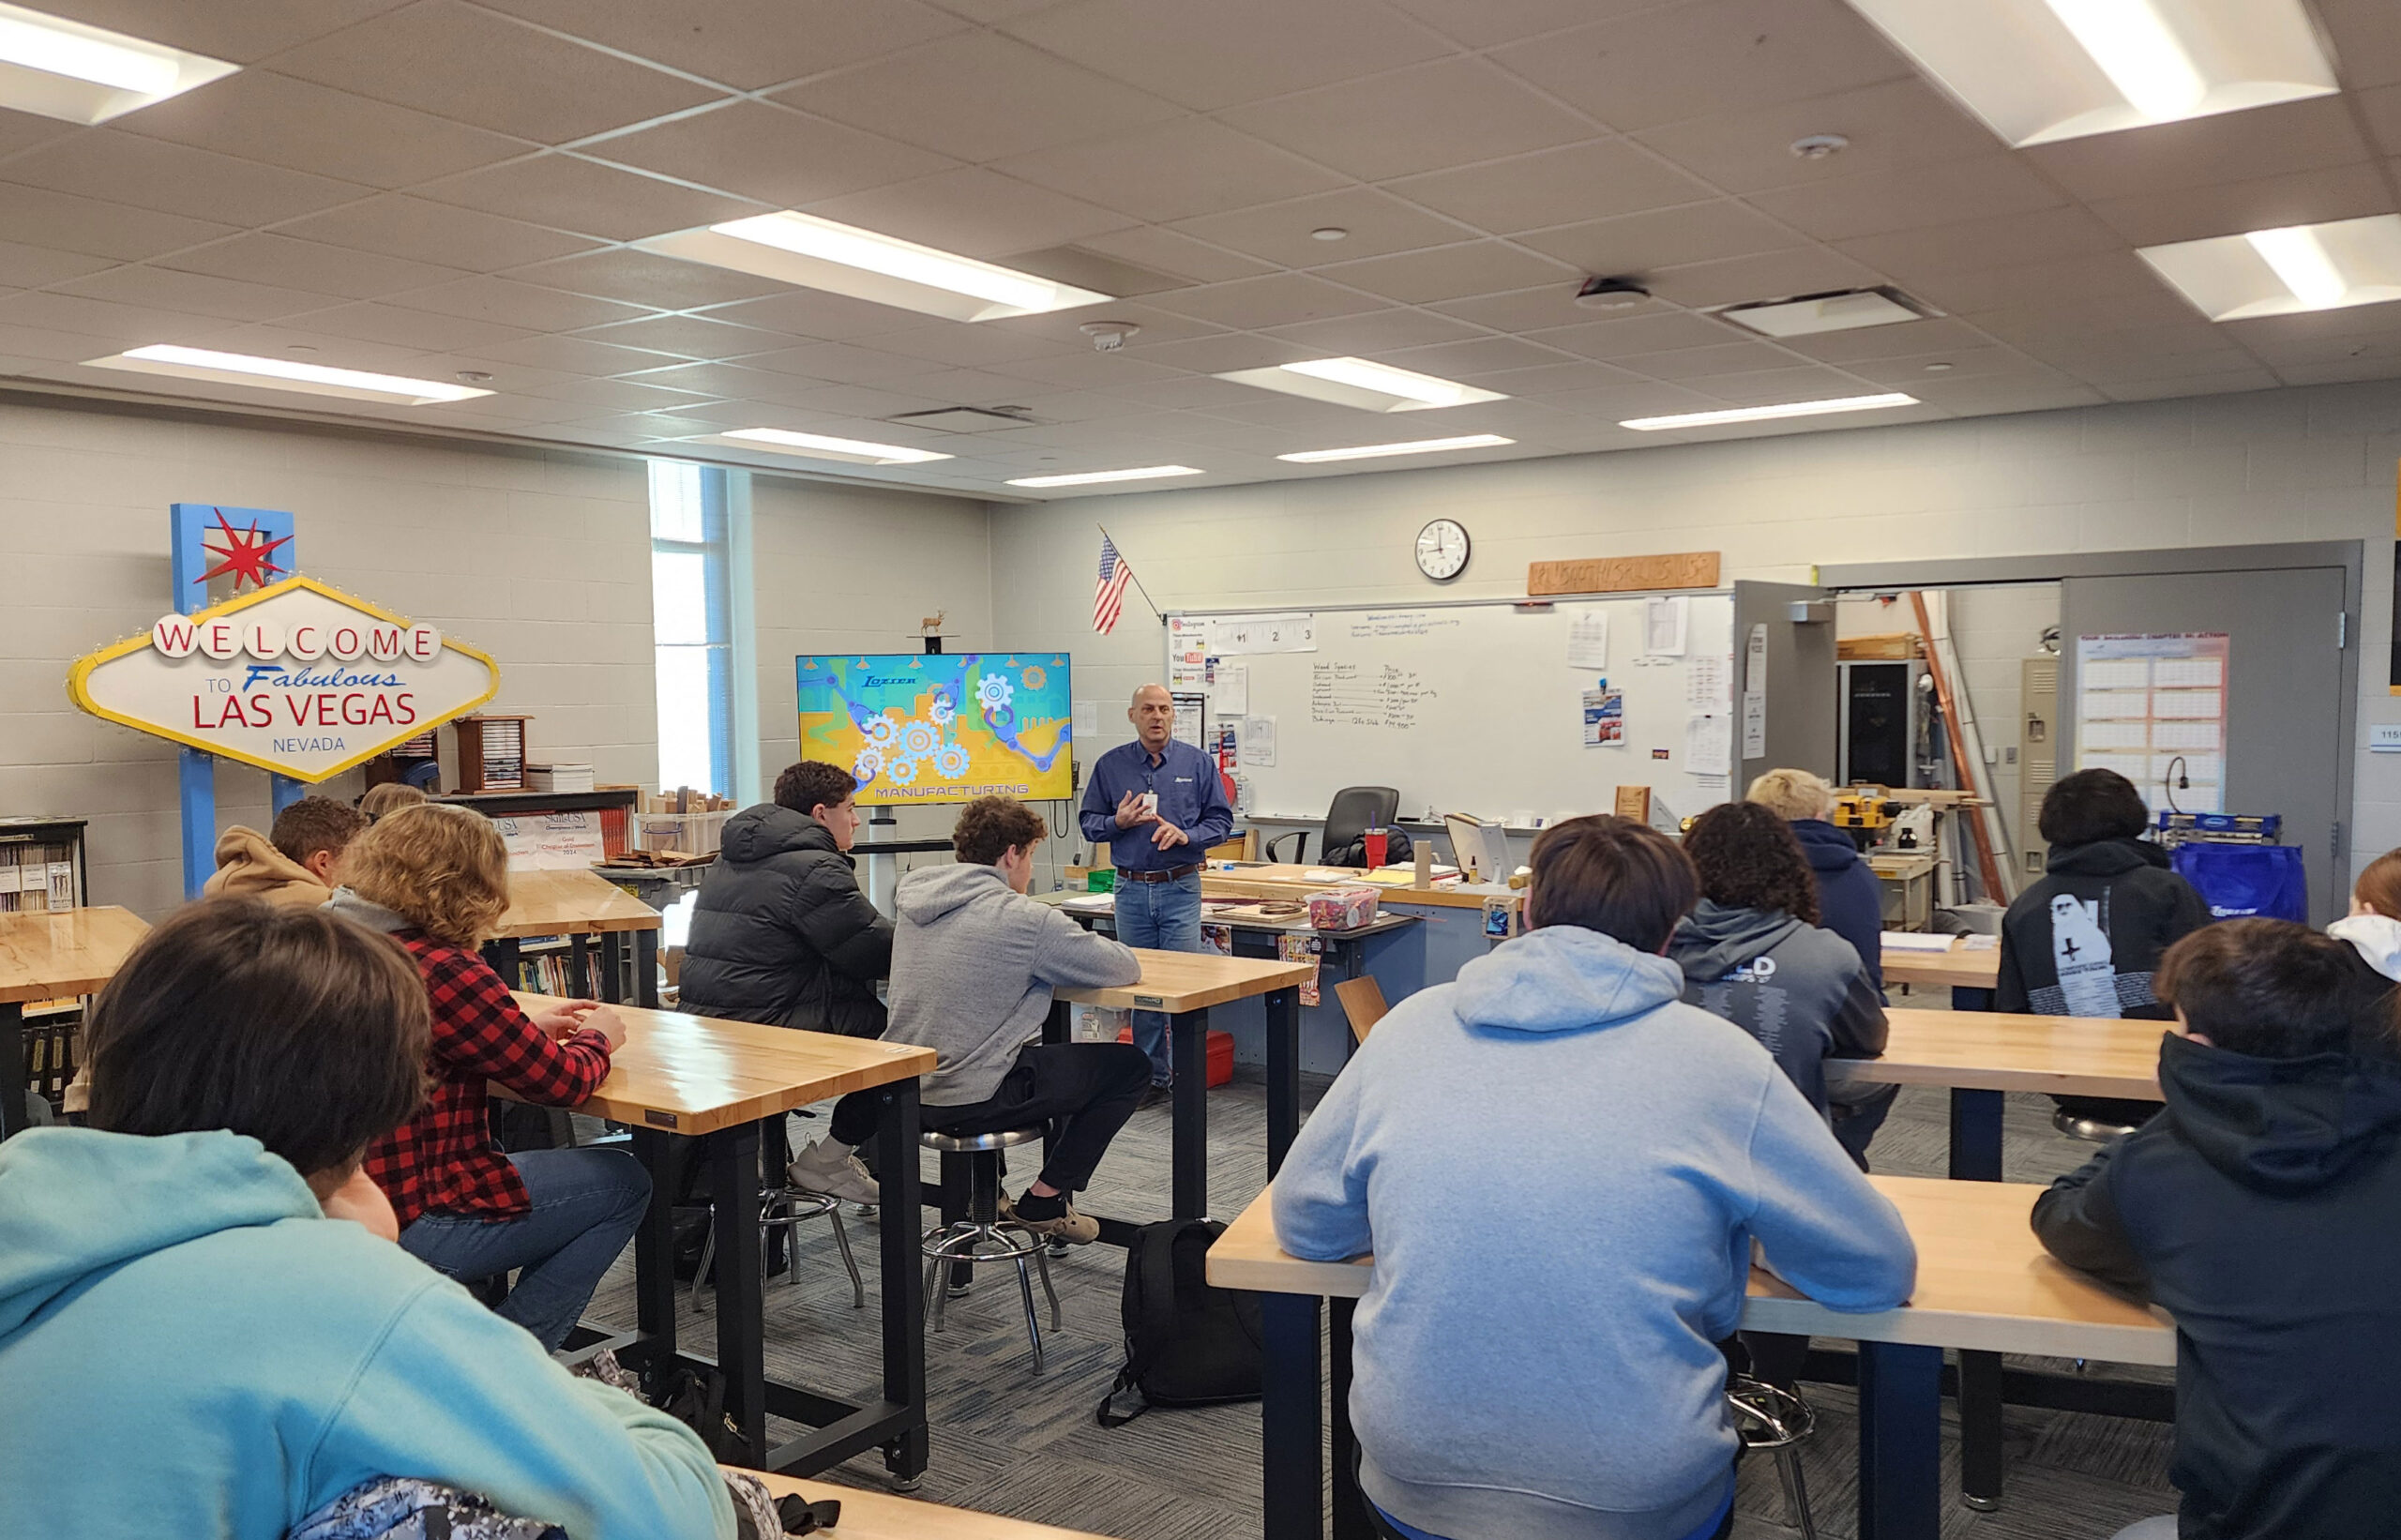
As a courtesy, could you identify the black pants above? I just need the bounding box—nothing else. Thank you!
[830,1042,1152,1194]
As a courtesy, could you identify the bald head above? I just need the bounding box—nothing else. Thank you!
[1129,683,1174,750]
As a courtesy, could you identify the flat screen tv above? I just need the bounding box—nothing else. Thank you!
[795,652,1072,806]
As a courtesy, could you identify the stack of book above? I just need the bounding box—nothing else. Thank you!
[526,762,596,793]
[0,843,76,913]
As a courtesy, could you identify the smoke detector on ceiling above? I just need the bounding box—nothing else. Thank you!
[1575,276,1652,310]
[1080,320,1140,352]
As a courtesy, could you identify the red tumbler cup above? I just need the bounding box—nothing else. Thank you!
[1364,828,1388,868]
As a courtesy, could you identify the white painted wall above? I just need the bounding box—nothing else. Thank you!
[0,399,657,918]
[989,380,2401,890]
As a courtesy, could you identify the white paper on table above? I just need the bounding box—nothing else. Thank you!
[1684,712,1730,776]
[1208,661,1248,714]
[1244,715,1276,766]
[1741,690,1766,760]
[1566,611,1609,669]
[1645,595,1689,657]
[1744,623,1768,695]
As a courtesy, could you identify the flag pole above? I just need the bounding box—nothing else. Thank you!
[1097,522,1164,622]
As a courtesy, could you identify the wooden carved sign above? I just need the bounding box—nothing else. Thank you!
[1528,551,1721,596]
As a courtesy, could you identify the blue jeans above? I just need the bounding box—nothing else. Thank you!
[399,1147,650,1351]
[1111,870,1202,1084]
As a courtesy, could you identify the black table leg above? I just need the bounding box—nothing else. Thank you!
[1949,1087,2004,1181]
[485,936,524,991]
[1857,1340,1942,1540]
[1266,985,1302,1177]
[709,1120,768,1460]
[1261,1291,1322,1540]
[1953,985,1995,1012]
[595,932,624,1004]
[566,935,591,999]
[1949,1083,2008,1507]
[0,1001,27,1141]
[1330,1297,1370,1540]
[872,1076,929,1487]
[1171,1006,1208,1220]
[627,1126,679,1381]
[636,929,659,1008]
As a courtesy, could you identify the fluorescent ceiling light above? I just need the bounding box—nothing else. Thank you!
[2138,215,2401,321]
[636,211,1112,324]
[1004,465,1203,489]
[0,1,235,124]
[83,345,492,405]
[1718,289,1929,339]
[689,428,953,466]
[1216,356,1506,413]
[1620,394,1919,431]
[1278,434,1516,463]
[1841,0,2335,145]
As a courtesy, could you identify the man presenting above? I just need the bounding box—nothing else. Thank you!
[1079,684,1235,1096]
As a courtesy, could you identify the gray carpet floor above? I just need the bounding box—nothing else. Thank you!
[585,989,2179,1539]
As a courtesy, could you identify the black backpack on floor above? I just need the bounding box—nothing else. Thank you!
[1095,1218,1264,1427]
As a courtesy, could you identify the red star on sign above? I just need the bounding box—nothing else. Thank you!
[197,509,293,593]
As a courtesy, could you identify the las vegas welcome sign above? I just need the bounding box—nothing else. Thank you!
[68,574,501,782]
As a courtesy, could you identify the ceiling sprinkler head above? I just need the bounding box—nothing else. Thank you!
[1789,133,1850,159]
[1080,320,1140,353]
[1575,276,1652,310]
[457,370,494,383]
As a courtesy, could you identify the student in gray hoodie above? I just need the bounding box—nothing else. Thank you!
[1276,814,1916,1540]
[789,797,1146,1243]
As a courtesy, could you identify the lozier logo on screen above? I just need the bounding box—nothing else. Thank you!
[68,574,501,782]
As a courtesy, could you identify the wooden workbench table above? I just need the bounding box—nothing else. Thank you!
[751,1472,1116,1538]
[1880,937,2001,1007]
[0,905,147,1139]
[490,867,664,1006]
[1211,1175,2171,1540]
[1197,863,1522,912]
[511,995,935,1483]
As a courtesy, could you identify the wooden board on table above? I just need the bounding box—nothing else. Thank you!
[1200,864,1517,912]
[1055,947,1316,1013]
[507,994,930,1136]
[1881,939,2001,991]
[746,1473,1118,1538]
[1208,1176,2174,1366]
[1830,1007,2164,1100]
[494,867,662,938]
[0,905,147,1004]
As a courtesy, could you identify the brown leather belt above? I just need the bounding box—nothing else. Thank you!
[1118,863,1202,883]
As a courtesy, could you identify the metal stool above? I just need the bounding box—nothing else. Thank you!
[694,1184,863,1314]
[919,1125,1061,1372]
[1728,1374,1820,1540]
[2053,1105,2145,1143]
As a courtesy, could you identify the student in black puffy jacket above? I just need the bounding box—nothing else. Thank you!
[1746,768,1885,995]
[679,760,893,1039]
[2032,919,2401,1540]
[1998,767,2208,1125]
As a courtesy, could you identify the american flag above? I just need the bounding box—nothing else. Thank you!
[1094,533,1134,633]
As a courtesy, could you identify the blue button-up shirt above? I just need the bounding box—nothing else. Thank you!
[1079,737,1235,871]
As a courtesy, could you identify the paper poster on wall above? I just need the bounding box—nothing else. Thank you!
[1685,653,1730,712]
[1205,657,1248,714]
[1742,690,1767,760]
[1171,690,1207,750]
[1684,711,1730,777]
[1170,657,1208,690]
[1644,596,1689,657]
[1582,685,1624,747]
[1744,623,1768,695]
[1566,611,1609,669]
[1073,699,1099,741]
[2075,632,2229,814]
[1243,715,1276,766]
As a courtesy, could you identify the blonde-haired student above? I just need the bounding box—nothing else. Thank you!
[330,803,646,1351]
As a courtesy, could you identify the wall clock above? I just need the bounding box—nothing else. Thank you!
[1416,518,1470,581]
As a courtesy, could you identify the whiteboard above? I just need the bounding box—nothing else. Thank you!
[1170,594,1738,828]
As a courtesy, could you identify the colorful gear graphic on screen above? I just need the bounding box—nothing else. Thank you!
[900,720,940,758]
[853,748,883,782]
[1020,666,1047,690]
[929,692,957,725]
[868,716,899,747]
[936,744,969,778]
[886,756,919,786]
[977,674,1013,711]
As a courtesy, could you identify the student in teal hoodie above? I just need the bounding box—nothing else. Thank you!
[1276,814,1917,1540]
[0,898,731,1540]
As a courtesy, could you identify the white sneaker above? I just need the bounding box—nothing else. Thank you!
[786,1140,880,1203]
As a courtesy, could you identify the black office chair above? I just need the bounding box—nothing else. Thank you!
[1264,786,1401,867]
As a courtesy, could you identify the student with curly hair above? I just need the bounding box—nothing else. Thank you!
[1669,801,1893,1167]
[329,803,646,1351]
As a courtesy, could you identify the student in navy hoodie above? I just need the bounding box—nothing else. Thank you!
[2033,918,2401,1540]
[1276,814,1916,1540]
[1746,768,1883,994]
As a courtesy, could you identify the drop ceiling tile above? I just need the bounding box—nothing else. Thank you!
[274,195,602,271]
[1114,374,1264,408]
[732,339,957,383]
[1257,308,1487,354]
[450,332,688,375]
[0,107,79,161]
[268,0,725,143]
[526,376,722,413]
[153,233,470,300]
[574,313,793,362]
[473,0,970,90]
[696,288,929,341]
[1385,139,1714,237]
[54,265,331,323]
[1641,246,1882,309]
[1139,271,1389,329]
[1313,241,1578,305]
[415,155,763,243]
[1002,0,1454,113]
[1070,225,1276,285]
[1120,331,1319,374]
[2083,162,2395,249]
[111,69,531,189]
[1773,316,1986,363]
[1374,334,1574,377]
[1895,251,2158,319]
[0,289,219,344]
[993,117,1343,225]
[2316,0,2401,90]
[1613,340,1808,381]
[980,300,1229,350]
[1516,199,1806,275]
[1689,364,1880,402]
[291,301,538,354]
[800,167,1136,260]
[1835,205,2126,282]
[585,102,957,208]
[778,382,955,416]
[1430,284,1599,332]
[1526,308,1748,358]
[1492,0,1912,133]
[1745,155,2063,244]
[875,366,1044,404]
[0,130,370,226]
[381,275,655,335]
[2363,87,2401,159]
[505,249,788,310]
[1631,79,1998,196]
[1170,188,1471,268]
[0,240,115,288]
[0,186,234,262]
[1384,0,1654,48]
[860,324,1077,368]
[609,360,814,398]
[982,350,1186,389]
[1839,347,2050,386]
[1218,59,1598,182]
[174,324,466,374]
[2020,97,2372,204]
[424,391,641,425]
[776,31,1181,163]
[0,320,156,362]
[30,0,412,63]
[1460,358,1643,394]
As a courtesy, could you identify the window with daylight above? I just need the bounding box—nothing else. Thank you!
[649,460,733,796]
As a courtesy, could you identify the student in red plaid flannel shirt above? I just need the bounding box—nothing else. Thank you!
[331,803,649,1351]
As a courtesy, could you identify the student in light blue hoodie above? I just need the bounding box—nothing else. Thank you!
[1276,814,1918,1540]
[0,898,730,1540]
